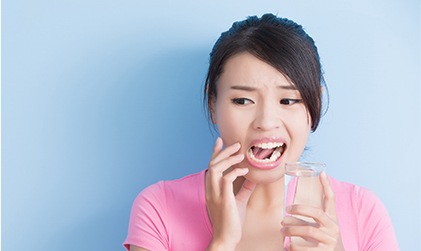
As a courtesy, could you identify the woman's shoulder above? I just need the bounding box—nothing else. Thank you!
[328,175,394,230]
[328,176,399,249]
[135,169,207,204]
[146,169,206,190]
[124,170,210,250]
[327,175,380,205]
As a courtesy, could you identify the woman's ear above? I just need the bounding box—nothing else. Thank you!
[206,84,217,124]
[209,100,216,124]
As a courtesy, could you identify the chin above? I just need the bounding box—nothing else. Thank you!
[244,165,285,185]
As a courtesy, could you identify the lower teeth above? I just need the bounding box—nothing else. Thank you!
[249,147,283,163]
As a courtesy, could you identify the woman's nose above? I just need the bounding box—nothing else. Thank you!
[252,104,281,131]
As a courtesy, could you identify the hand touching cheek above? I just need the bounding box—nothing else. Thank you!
[206,137,256,250]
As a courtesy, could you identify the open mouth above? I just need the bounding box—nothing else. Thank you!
[247,142,285,163]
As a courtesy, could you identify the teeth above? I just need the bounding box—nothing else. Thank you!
[248,146,284,163]
[254,142,284,149]
[270,150,281,161]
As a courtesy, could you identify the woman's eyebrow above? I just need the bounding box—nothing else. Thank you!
[278,84,297,90]
[229,84,297,91]
[230,85,257,91]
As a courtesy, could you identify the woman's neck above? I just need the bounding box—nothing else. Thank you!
[233,176,285,210]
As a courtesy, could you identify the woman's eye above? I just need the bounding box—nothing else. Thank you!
[232,98,253,105]
[280,98,302,105]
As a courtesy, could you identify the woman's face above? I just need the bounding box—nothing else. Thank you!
[212,52,312,183]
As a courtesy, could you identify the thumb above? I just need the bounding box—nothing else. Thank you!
[236,179,256,205]
[320,171,336,217]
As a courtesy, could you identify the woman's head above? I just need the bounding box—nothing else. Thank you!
[204,13,325,132]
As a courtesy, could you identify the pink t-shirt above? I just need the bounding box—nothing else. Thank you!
[123,170,399,250]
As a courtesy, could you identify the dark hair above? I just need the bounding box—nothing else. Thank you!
[204,13,327,131]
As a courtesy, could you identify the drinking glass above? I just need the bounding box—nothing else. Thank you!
[283,162,326,249]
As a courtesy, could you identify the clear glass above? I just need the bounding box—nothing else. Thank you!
[283,162,326,249]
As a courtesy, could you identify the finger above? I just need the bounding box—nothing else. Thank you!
[288,242,317,250]
[221,167,250,197]
[320,171,336,217]
[281,225,335,244]
[235,179,256,206]
[210,143,242,168]
[282,216,319,228]
[210,153,245,174]
[207,154,245,196]
[210,137,223,160]
[286,205,330,226]
[209,137,241,164]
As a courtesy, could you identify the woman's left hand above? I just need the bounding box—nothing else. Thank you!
[281,172,345,251]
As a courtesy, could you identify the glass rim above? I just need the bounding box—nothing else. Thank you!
[285,161,326,172]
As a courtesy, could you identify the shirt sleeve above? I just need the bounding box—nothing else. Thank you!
[356,187,400,251]
[123,182,169,251]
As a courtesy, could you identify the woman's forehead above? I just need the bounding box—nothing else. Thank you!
[217,53,297,91]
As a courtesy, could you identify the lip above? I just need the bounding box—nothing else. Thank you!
[246,137,287,170]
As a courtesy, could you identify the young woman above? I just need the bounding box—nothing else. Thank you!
[123,14,399,251]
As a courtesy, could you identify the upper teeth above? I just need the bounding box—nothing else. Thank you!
[248,143,285,163]
[254,142,284,149]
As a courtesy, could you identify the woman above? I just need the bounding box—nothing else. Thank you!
[124,14,399,250]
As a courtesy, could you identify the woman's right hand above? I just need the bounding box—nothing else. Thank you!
[205,137,256,251]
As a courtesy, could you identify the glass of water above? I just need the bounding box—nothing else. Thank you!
[283,162,326,249]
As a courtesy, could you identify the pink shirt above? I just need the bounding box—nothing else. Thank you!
[123,170,399,250]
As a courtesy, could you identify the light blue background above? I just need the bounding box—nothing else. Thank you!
[2,0,420,250]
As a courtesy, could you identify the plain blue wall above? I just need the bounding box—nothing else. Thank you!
[2,0,420,250]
